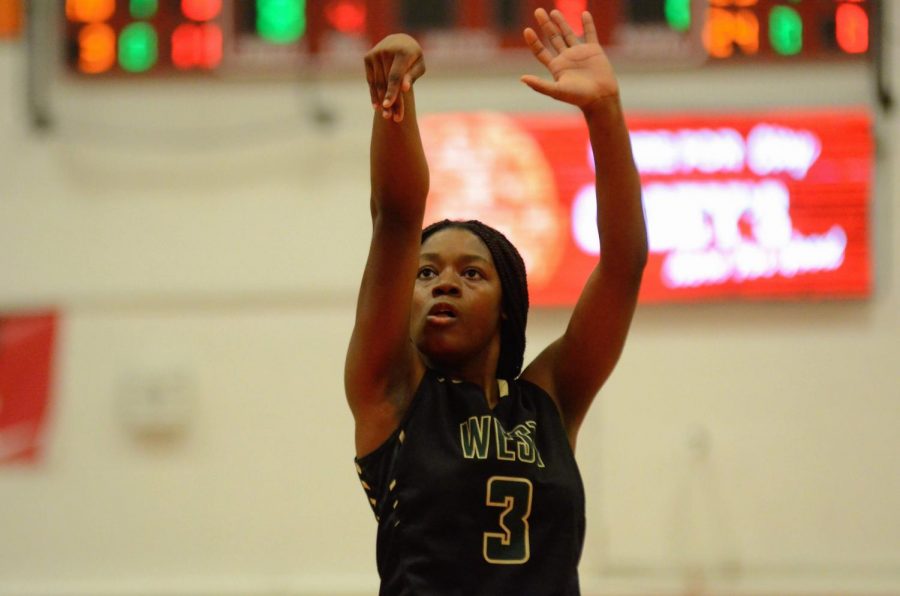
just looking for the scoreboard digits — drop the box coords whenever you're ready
[703,0,871,59]
[66,0,227,74]
[63,0,877,77]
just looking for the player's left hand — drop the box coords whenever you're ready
[521,9,620,115]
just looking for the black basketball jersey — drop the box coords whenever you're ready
[355,369,586,595]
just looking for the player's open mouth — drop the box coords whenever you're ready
[427,303,458,324]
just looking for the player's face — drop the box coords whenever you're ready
[411,228,503,372]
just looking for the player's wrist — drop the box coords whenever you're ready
[580,93,623,123]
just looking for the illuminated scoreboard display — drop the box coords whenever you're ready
[701,0,873,59]
[419,109,872,305]
[63,0,877,77]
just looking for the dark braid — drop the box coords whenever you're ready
[421,219,529,380]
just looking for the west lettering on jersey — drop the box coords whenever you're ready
[459,415,492,459]
[459,416,545,467]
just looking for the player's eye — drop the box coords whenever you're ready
[417,267,437,280]
[462,268,483,280]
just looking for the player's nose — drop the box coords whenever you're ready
[432,270,461,297]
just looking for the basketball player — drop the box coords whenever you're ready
[345,8,647,594]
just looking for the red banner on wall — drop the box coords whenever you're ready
[420,109,872,305]
[0,313,57,464]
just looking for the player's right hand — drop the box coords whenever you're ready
[364,34,425,122]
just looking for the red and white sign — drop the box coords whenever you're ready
[0,313,57,464]
[420,109,872,305]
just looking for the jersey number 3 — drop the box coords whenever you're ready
[483,476,533,564]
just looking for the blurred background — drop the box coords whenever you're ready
[0,1,897,594]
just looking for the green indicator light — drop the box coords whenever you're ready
[770,6,802,56]
[119,22,158,72]
[130,0,158,19]
[257,0,306,44]
[665,0,691,33]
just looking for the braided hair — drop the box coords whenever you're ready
[421,220,529,380]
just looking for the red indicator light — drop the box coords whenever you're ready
[554,0,586,36]
[172,23,222,69]
[835,3,868,54]
[181,0,221,22]
[325,0,366,35]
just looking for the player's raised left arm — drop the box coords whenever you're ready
[519,9,647,445]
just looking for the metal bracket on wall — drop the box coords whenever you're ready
[874,0,893,112]
[26,0,53,131]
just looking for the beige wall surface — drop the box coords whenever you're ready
[1,9,898,596]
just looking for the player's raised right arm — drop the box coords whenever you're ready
[345,34,428,456]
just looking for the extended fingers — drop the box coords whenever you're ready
[535,8,567,53]
[550,9,580,46]
[582,11,598,45]
[520,73,558,100]
[523,27,554,68]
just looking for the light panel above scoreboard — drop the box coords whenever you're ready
[62,0,877,78]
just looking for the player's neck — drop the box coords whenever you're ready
[423,338,502,406]
[438,360,501,409]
